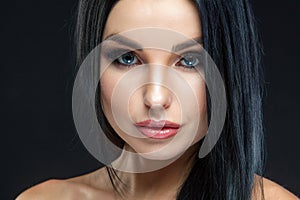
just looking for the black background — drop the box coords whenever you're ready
[1,0,299,199]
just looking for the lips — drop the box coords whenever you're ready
[135,120,180,139]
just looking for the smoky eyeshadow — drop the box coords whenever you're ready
[101,47,132,62]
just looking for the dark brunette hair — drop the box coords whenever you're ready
[74,0,265,199]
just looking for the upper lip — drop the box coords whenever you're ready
[135,120,180,129]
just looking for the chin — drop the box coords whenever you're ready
[130,138,195,161]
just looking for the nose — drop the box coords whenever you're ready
[143,84,172,109]
[142,62,173,110]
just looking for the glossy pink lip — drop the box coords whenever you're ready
[135,120,180,139]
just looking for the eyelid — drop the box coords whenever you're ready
[174,51,202,63]
[102,48,132,60]
[172,51,204,71]
[115,51,143,67]
[102,47,203,68]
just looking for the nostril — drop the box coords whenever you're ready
[143,85,173,109]
[148,104,166,121]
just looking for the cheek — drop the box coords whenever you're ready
[127,91,143,122]
[100,70,118,113]
[189,77,208,141]
[187,75,207,117]
[198,81,207,114]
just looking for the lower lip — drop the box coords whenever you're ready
[136,127,179,139]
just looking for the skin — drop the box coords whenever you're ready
[100,0,207,162]
[16,0,299,199]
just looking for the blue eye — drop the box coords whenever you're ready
[179,55,199,68]
[116,52,139,66]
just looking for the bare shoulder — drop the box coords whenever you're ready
[262,177,299,200]
[16,167,114,200]
[16,179,79,200]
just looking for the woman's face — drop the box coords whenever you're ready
[100,0,208,160]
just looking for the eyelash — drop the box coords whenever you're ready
[110,51,201,70]
[113,52,142,67]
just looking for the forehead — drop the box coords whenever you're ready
[103,0,202,40]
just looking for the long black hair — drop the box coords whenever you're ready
[74,0,265,199]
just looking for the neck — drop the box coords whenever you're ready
[110,143,199,199]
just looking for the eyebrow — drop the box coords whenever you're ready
[172,36,203,52]
[103,34,143,50]
[103,34,203,52]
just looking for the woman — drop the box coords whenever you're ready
[17,0,298,199]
